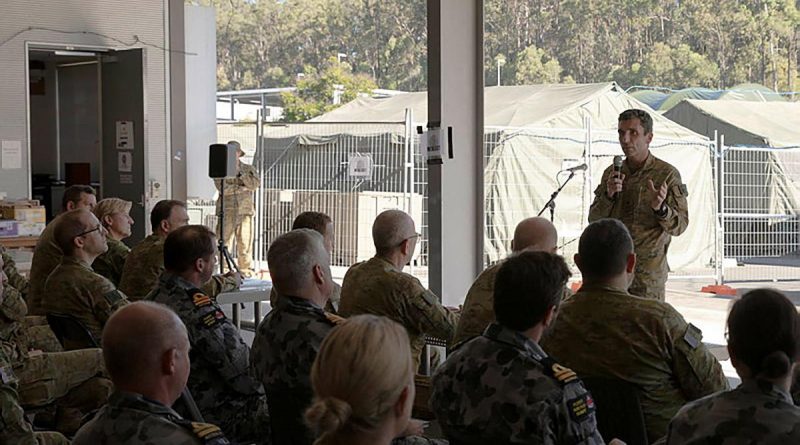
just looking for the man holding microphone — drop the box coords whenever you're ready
[588,109,689,301]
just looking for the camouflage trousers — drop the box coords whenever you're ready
[218,214,253,272]
[17,348,112,435]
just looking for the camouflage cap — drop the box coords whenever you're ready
[228,140,246,156]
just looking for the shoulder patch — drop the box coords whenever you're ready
[540,356,578,385]
[200,310,226,329]
[567,392,596,423]
[174,419,230,444]
[324,312,345,325]
[684,323,702,349]
[0,365,18,385]
[680,183,688,196]
[193,293,212,308]
[103,289,125,306]
[420,289,440,306]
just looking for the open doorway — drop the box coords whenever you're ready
[28,48,101,220]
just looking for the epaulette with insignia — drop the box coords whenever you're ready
[186,288,213,308]
[200,310,226,328]
[175,418,230,444]
[324,312,345,325]
[540,356,578,385]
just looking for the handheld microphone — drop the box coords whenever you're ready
[612,155,624,200]
[564,163,588,173]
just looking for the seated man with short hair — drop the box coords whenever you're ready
[73,301,230,445]
[542,218,728,443]
[432,251,603,444]
[147,225,268,444]
[43,208,130,347]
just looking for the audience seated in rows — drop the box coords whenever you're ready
[269,211,341,313]
[43,208,130,348]
[92,198,134,286]
[665,288,800,444]
[541,218,728,443]
[147,224,268,443]
[431,251,605,444]
[73,301,230,445]
[119,199,240,300]
[453,216,560,345]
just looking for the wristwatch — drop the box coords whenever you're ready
[654,202,668,218]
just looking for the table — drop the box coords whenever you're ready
[217,279,272,330]
[0,236,38,249]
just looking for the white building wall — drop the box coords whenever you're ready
[0,0,170,199]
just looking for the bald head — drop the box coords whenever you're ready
[512,217,558,253]
[102,301,189,395]
[373,210,416,256]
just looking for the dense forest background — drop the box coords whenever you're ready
[192,0,800,118]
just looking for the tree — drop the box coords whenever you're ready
[639,43,720,89]
[513,45,566,84]
[281,58,377,122]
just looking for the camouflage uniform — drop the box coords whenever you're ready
[454,261,572,346]
[73,391,231,445]
[26,218,61,315]
[665,379,800,444]
[92,236,130,286]
[0,348,69,445]
[215,161,259,272]
[268,282,341,313]
[431,323,604,444]
[119,233,239,300]
[588,155,689,300]
[42,256,129,347]
[147,272,268,444]
[541,283,728,443]
[339,256,459,371]
[251,295,336,445]
[1,246,30,297]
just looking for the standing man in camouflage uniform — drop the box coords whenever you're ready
[269,211,341,313]
[252,229,338,445]
[431,251,604,444]
[215,140,259,277]
[147,225,268,444]
[92,198,134,286]
[542,219,727,443]
[588,109,688,301]
[339,209,459,371]
[28,184,97,314]
[43,209,130,347]
[1,251,112,437]
[454,217,559,345]
[119,199,240,300]
[74,301,231,445]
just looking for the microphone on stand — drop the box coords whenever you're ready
[564,163,588,173]
[612,155,624,200]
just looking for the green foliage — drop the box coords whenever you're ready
[513,45,566,84]
[281,59,377,122]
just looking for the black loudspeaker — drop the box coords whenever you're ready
[208,143,238,178]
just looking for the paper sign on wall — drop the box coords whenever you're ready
[116,121,134,149]
[1,140,22,169]
[348,154,373,178]
[118,152,132,172]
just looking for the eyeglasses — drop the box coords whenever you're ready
[74,225,102,239]
[398,232,421,246]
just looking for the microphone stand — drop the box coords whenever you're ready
[538,170,580,222]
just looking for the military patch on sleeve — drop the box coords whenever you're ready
[420,289,439,306]
[541,356,578,385]
[567,392,596,422]
[103,289,125,306]
[683,323,702,349]
[0,365,18,385]
[191,422,229,444]
[193,293,212,308]
[679,183,688,196]
[200,310,226,328]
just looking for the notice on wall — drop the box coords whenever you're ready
[118,152,132,172]
[348,154,373,178]
[116,121,134,149]
[1,140,22,169]
[120,174,133,185]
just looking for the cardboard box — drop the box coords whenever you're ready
[15,222,45,237]
[0,202,46,222]
[0,220,18,238]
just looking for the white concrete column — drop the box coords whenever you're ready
[426,0,484,306]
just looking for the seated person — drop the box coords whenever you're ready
[339,209,458,370]
[28,184,97,315]
[92,198,134,286]
[147,225,267,443]
[431,251,604,444]
[269,211,341,313]
[252,229,338,445]
[119,199,240,300]
[1,245,29,298]
[306,315,429,445]
[42,208,130,347]
[454,216,559,345]
[665,288,800,444]
[0,347,69,445]
[542,219,728,443]
[74,301,230,445]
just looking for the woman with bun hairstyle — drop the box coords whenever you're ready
[305,314,416,445]
[665,288,800,444]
